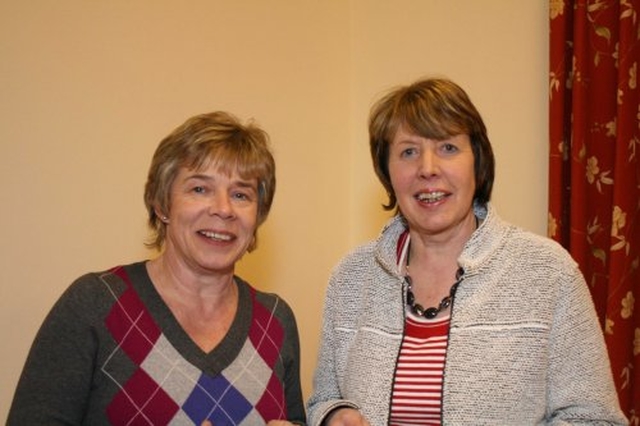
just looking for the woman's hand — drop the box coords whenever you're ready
[201,420,297,426]
[325,408,371,426]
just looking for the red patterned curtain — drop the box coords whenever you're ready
[549,0,640,421]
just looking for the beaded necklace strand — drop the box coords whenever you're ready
[405,267,463,319]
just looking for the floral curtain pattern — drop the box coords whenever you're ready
[549,0,640,421]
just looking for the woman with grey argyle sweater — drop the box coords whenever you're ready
[9,112,306,425]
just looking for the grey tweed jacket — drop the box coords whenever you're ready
[307,203,627,426]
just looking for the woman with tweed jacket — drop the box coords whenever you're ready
[306,78,626,425]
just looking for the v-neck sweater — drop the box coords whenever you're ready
[8,261,305,425]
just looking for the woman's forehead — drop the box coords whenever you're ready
[183,158,260,184]
[392,121,467,142]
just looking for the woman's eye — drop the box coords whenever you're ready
[442,143,458,153]
[192,186,206,194]
[233,192,251,201]
[401,147,417,157]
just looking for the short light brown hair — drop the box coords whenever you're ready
[369,78,495,211]
[144,111,276,251]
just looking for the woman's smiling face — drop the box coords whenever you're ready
[161,162,259,276]
[388,125,476,239]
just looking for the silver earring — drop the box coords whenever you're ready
[161,216,169,222]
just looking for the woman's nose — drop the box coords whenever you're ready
[419,149,439,177]
[208,193,234,218]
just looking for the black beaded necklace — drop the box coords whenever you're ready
[404,267,464,319]
[403,216,476,319]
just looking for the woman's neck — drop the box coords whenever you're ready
[146,255,239,352]
[147,255,236,307]
[407,213,477,273]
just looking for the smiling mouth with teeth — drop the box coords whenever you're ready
[198,230,233,241]
[417,192,447,203]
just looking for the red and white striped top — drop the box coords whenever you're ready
[391,230,450,424]
[389,313,450,425]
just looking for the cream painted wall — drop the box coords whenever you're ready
[0,1,548,421]
[349,1,550,241]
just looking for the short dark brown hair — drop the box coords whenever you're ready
[369,78,495,210]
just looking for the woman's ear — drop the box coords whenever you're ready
[154,206,169,223]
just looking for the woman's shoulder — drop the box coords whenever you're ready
[325,217,404,296]
[52,262,148,315]
[482,205,577,265]
[66,261,146,295]
[235,276,297,319]
[335,240,378,268]
[328,242,382,292]
[482,222,582,285]
[41,261,146,328]
[507,225,576,262]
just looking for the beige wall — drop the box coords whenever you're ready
[0,1,548,421]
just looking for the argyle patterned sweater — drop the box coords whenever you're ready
[8,262,305,425]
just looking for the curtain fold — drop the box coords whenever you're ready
[549,0,639,421]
